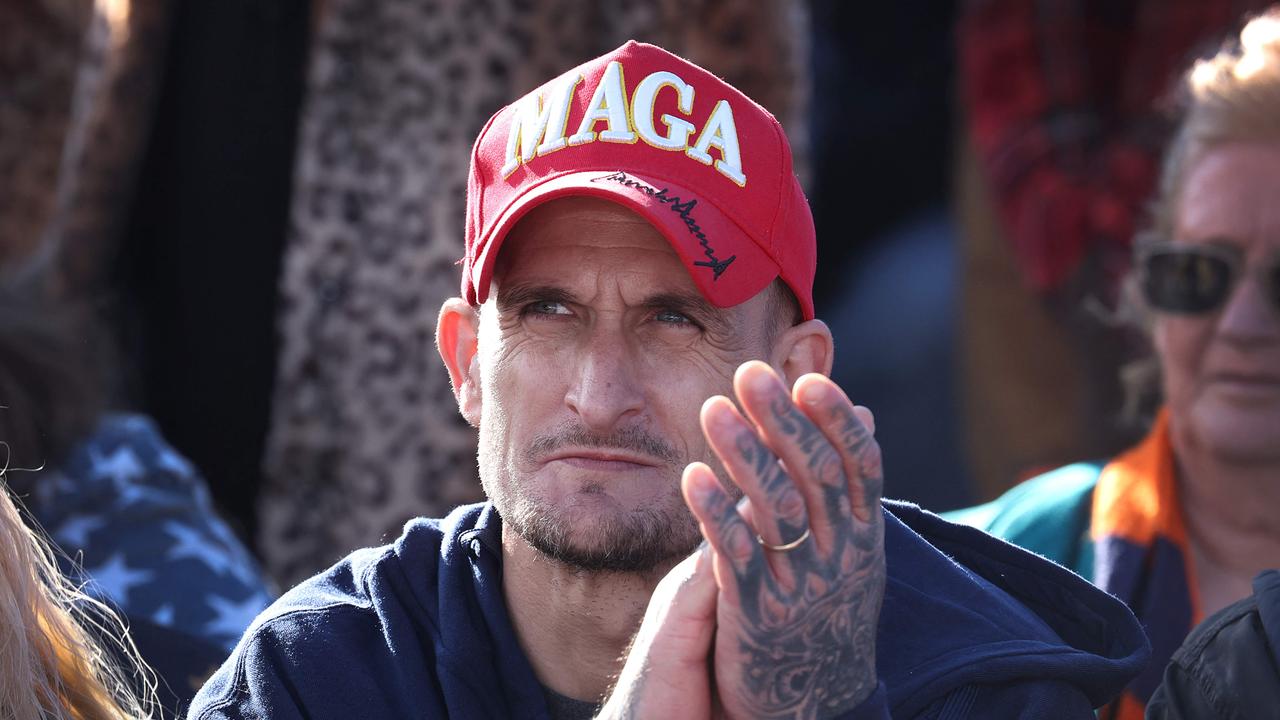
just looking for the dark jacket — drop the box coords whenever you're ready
[188,501,1150,719]
[1146,570,1280,719]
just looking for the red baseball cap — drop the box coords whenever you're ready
[462,40,816,320]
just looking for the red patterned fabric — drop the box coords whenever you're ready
[959,0,1270,299]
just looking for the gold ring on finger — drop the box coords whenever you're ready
[756,526,811,552]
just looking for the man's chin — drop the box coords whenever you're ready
[510,504,699,574]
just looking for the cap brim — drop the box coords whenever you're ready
[470,170,780,310]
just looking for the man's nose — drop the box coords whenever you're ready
[564,330,646,433]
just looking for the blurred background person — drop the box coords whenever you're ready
[0,475,159,720]
[957,0,1272,498]
[951,10,1280,718]
[0,0,305,578]
[1145,569,1280,719]
[1,261,272,710]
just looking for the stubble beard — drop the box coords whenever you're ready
[479,430,703,574]
[504,486,700,573]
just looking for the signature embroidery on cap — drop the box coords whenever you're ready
[592,171,736,279]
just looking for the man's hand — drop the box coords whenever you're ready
[596,547,719,720]
[683,361,886,720]
[599,362,885,720]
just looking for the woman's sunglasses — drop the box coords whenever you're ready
[1136,241,1280,315]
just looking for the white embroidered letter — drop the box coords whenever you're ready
[568,61,637,146]
[501,73,583,177]
[631,71,696,151]
[686,99,746,186]
[535,73,582,156]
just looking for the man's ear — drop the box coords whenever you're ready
[769,319,834,387]
[436,298,482,428]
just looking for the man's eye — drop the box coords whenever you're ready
[654,309,694,326]
[526,301,572,316]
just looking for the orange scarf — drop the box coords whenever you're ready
[1091,408,1200,720]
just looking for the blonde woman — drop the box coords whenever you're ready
[0,476,157,720]
[951,9,1280,719]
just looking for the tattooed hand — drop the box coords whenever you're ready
[598,362,884,720]
[684,361,885,720]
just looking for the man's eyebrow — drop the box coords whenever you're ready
[494,283,578,311]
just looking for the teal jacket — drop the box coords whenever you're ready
[945,462,1102,580]
[946,426,1197,719]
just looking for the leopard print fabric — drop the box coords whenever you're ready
[262,0,809,585]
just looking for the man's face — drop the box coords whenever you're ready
[1159,142,1280,462]
[474,197,777,573]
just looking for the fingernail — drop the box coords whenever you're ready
[801,379,828,406]
[704,398,735,428]
[749,366,777,394]
[703,395,728,417]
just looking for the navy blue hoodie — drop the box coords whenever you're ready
[188,501,1149,719]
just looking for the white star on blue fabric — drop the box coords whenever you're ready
[151,603,176,626]
[154,447,194,479]
[163,521,240,577]
[89,447,145,488]
[207,525,263,582]
[84,552,153,607]
[52,514,107,548]
[113,478,166,507]
[203,593,271,642]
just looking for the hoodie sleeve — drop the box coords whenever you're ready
[187,605,415,720]
[187,626,307,720]
[917,681,1096,719]
[833,682,891,720]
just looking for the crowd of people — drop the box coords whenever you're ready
[2,1,1279,718]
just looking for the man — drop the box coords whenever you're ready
[189,42,1149,719]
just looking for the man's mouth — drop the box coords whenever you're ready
[542,449,663,470]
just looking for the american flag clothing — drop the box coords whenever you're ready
[27,413,274,653]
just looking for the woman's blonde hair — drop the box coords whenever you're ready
[0,473,157,720]
[1150,7,1280,239]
